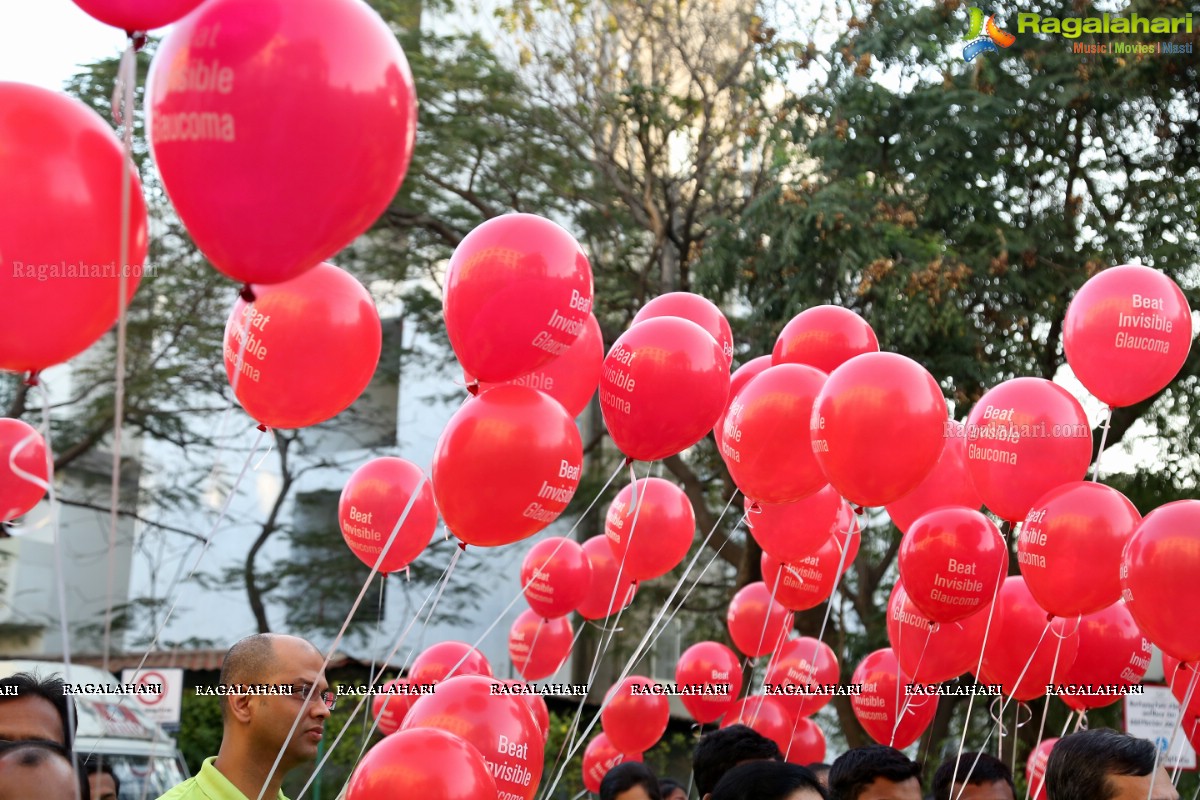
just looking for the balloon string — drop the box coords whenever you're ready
[255,469,432,800]
[362,574,387,747]
[746,555,787,714]
[1024,630,1066,800]
[1157,663,1200,791]
[891,619,934,747]
[1090,405,1113,482]
[204,291,254,493]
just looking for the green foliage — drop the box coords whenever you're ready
[176,691,223,775]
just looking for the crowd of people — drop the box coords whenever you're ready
[0,633,1184,800]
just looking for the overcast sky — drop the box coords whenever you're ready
[0,0,133,91]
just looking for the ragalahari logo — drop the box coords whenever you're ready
[963,8,1016,62]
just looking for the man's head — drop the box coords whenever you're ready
[932,752,1014,800]
[599,762,662,800]
[828,745,922,800]
[660,777,688,800]
[0,740,80,800]
[1045,729,1178,800]
[219,633,331,770]
[85,760,119,800]
[693,724,784,800]
[809,763,831,789]
[0,673,75,747]
[711,760,828,800]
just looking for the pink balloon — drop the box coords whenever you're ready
[744,485,843,564]
[773,306,879,373]
[885,420,983,533]
[72,0,205,31]
[632,292,734,369]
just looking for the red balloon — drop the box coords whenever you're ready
[773,306,879,373]
[576,536,638,620]
[72,0,204,31]
[851,648,938,749]
[885,421,983,533]
[601,677,669,753]
[675,641,743,723]
[0,83,146,375]
[472,314,604,418]
[432,385,583,548]
[409,641,492,687]
[898,507,1007,623]
[402,676,542,800]
[514,684,550,743]
[371,679,417,735]
[1064,264,1193,408]
[977,577,1080,702]
[509,609,573,681]
[599,317,730,462]
[604,478,695,580]
[147,0,416,286]
[1058,601,1151,712]
[344,727,498,800]
[223,262,382,428]
[720,365,828,504]
[520,537,591,619]
[1018,482,1141,618]
[1187,712,1200,755]
[720,696,793,752]
[727,581,795,657]
[582,734,642,794]
[1162,656,1200,718]
[1025,738,1057,800]
[744,486,843,564]
[784,717,826,766]
[716,356,773,438]
[764,637,840,718]
[886,583,990,685]
[632,292,734,369]
[761,527,859,612]
[964,378,1092,522]
[0,419,48,522]
[338,458,437,574]
[1121,500,1200,662]
[444,214,593,382]
[810,352,947,507]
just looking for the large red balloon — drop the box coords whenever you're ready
[1018,482,1141,618]
[760,526,859,612]
[675,641,743,723]
[444,214,593,383]
[0,83,146,375]
[773,306,879,373]
[898,507,1007,623]
[727,581,794,657]
[0,419,48,522]
[764,637,840,718]
[402,676,542,800]
[632,292,734,369]
[744,486,843,564]
[851,648,938,749]
[601,677,670,753]
[72,0,205,31]
[977,577,1080,702]
[886,583,990,685]
[1122,500,1200,662]
[408,641,492,687]
[509,609,573,681]
[147,0,416,286]
[1064,265,1193,408]
[576,536,638,620]
[964,378,1092,522]
[582,734,642,794]
[338,458,437,574]
[604,478,695,580]
[599,317,730,462]
[885,421,983,533]
[720,696,793,753]
[1025,738,1057,800]
[472,313,604,418]
[222,263,382,428]
[344,727,498,800]
[715,356,773,438]
[810,352,947,507]
[371,679,418,735]
[432,385,583,548]
[520,537,592,619]
[784,718,826,766]
[1058,601,1151,711]
[720,365,828,504]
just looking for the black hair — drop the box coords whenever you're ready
[931,752,1014,800]
[600,761,663,800]
[1045,729,1158,800]
[809,762,831,776]
[660,777,687,796]
[711,760,828,800]
[828,745,922,800]
[693,724,784,798]
[84,757,121,795]
[0,672,76,748]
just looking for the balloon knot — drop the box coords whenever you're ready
[239,283,257,303]
[257,423,268,433]
[466,381,479,396]
[1047,613,1056,622]
[128,31,148,50]
[24,371,40,387]
[457,541,468,551]
[853,505,866,515]
[748,501,761,513]
[622,456,633,468]
[0,521,11,539]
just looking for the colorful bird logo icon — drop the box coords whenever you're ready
[963,8,1016,62]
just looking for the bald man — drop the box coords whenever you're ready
[156,634,333,800]
[0,741,81,800]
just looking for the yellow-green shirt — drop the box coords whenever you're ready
[155,757,290,800]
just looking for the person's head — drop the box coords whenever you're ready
[693,724,784,800]
[1045,729,1178,800]
[828,746,922,800]
[600,761,662,800]
[85,760,119,800]
[711,760,828,800]
[0,673,75,748]
[218,633,331,770]
[0,740,80,800]
[931,752,1014,800]
[809,763,831,789]
[660,777,689,800]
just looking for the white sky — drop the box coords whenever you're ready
[0,0,132,91]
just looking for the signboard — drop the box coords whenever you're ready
[1124,685,1197,770]
[121,667,183,727]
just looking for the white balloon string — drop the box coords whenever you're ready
[1024,623,1069,800]
[746,557,787,718]
[1160,664,1200,790]
[206,292,253,489]
[1090,405,1114,482]
[891,619,934,747]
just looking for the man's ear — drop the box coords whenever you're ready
[226,692,255,724]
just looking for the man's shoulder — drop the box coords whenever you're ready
[154,776,203,800]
